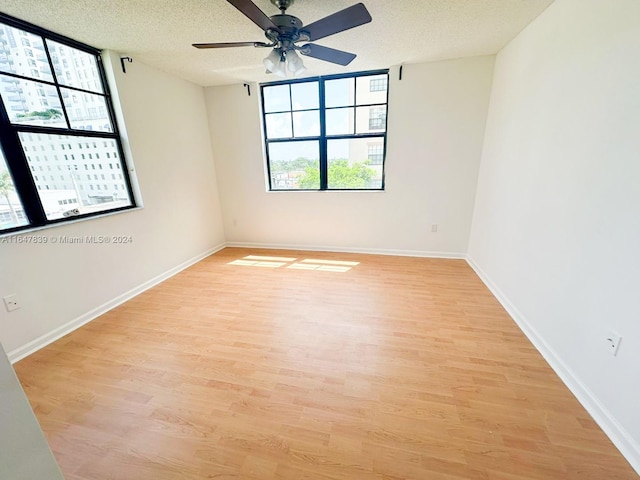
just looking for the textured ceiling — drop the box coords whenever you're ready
[0,0,553,86]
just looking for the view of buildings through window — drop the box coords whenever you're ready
[0,148,28,228]
[0,15,134,233]
[262,70,388,191]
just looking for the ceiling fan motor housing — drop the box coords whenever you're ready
[270,14,303,31]
[266,14,308,49]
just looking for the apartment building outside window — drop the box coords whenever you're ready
[369,76,387,92]
[367,143,384,165]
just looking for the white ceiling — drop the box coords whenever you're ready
[0,0,553,87]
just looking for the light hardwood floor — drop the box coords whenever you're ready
[15,248,637,479]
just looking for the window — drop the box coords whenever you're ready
[261,70,388,191]
[367,143,384,165]
[0,13,135,234]
[369,77,387,92]
[369,107,387,130]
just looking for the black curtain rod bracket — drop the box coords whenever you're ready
[120,57,133,73]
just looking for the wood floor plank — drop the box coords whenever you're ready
[14,247,637,479]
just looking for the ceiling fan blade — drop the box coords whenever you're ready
[227,0,279,32]
[300,44,357,66]
[193,41,268,49]
[302,3,372,42]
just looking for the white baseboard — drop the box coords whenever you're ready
[466,255,640,475]
[225,241,466,259]
[8,243,226,364]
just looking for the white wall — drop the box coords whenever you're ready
[205,56,494,256]
[0,343,63,479]
[468,0,640,471]
[0,53,225,357]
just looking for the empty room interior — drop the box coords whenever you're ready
[0,0,639,478]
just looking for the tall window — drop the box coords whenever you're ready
[0,13,135,234]
[261,70,389,191]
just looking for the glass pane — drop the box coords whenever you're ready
[325,78,353,108]
[0,25,54,82]
[0,74,66,128]
[0,149,29,230]
[292,110,319,137]
[327,138,383,190]
[356,74,387,105]
[268,141,319,190]
[18,132,132,220]
[46,40,103,93]
[263,85,291,113]
[326,107,354,135]
[291,81,319,110]
[61,88,113,132]
[265,112,292,139]
[356,105,387,134]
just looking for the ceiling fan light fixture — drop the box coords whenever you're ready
[286,50,306,76]
[263,48,282,72]
[271,57,287,77]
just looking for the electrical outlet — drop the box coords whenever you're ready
[606,332,622,356]
[431,224,438,233]
[3,294,20,312]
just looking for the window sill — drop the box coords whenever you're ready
[0,205,142,240]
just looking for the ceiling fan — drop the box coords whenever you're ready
[193,0,372,77]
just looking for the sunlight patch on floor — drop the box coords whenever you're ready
[228,255,359,273]
[244,255,297,262]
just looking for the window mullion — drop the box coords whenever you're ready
[352,77,357,134]
[42,38,73,130]
[0,102,47,227]
[318,79,327,190]
[288,85,294,139]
